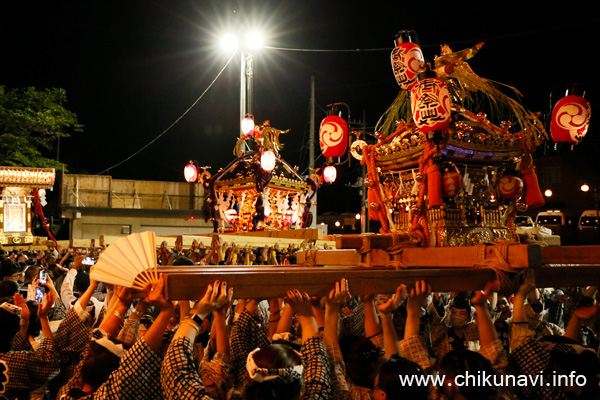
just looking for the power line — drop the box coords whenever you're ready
[262,45,390,52]
[96,50,238,176]
[95,20,591,176]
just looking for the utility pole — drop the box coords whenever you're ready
[309,76,316,228]
[361,109,368,233]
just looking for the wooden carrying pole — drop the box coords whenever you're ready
[161,244,600,300]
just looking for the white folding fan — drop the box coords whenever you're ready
[90,231,158,289]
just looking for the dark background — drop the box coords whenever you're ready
[2,0,598,213]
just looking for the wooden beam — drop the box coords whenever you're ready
[534,266,600,288]
[59,230,335,251]
[296,244,541,269]
[540,246,600,265]
[162,263,600,300]
[162,266,498,300]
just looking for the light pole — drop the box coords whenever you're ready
[222,31,263,137]
[240,49,253,133]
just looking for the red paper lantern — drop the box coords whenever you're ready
[184,163,198,183]
[411,78,451,133]
[319,116,348,158]
[498,174,524,201]
[390,42,425,90]
[442,170,462,198]
[550,95,591,145]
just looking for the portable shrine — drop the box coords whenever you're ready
[0,166,55,245]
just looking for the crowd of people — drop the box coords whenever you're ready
[1,239,600,400]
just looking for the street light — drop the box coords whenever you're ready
[221,31,264,137]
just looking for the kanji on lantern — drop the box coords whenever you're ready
[391,42,425,90]
[411,78,451,133]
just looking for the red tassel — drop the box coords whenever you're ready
[427,164,443,208]
[522,167,545,208]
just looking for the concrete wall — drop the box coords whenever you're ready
[67,214,214,240]
[60,173,213,240]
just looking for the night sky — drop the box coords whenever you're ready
[2,1,597,213]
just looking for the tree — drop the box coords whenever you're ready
[0,85,83,169]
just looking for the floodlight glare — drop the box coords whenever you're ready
[220,34,238,52]
[245,31,263,49]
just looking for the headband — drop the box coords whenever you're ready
[271,332,302,345]
[246,348,303,383]
[0,302,22,316]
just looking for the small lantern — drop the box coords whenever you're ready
[284,208,296,225]
[442,170,462,198]
[184,162,198,183]
[319,116,348,158]
[411,77,451,133]
[550,95,591,145]
[498,174,524,201]
[260,150,276,172]
[223,208,238,224]
[241,114,255,136]
[323,165,337,183]
[38,188,48,207]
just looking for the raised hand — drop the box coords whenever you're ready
[13,292,30,321]
[471,281,500,307]
[286,289,314,317]
[214,281,234,317]
[377,284,408,315]
[38,290,57,318]
[517,268,536,296]
[406,279,431,313]
[326,278,352,311]
[193,280,233,316]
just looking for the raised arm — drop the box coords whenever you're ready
[174,280,232,343]
[471,281,501,348]
[211,282,234,356]
[377,284,407,358]
[323,278,352,347]
[513,269,536,324]
[162,280,233,400]
[362,293,382,338]
[286,289,318,342]
[405,280,430,339]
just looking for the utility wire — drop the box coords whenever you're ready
[98,24,574,176]
[262,45,390,52]
[96,50,238,176]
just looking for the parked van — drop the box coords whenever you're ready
[578,210,599,244]
[535,210,577,245]
[515,215,535,228]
